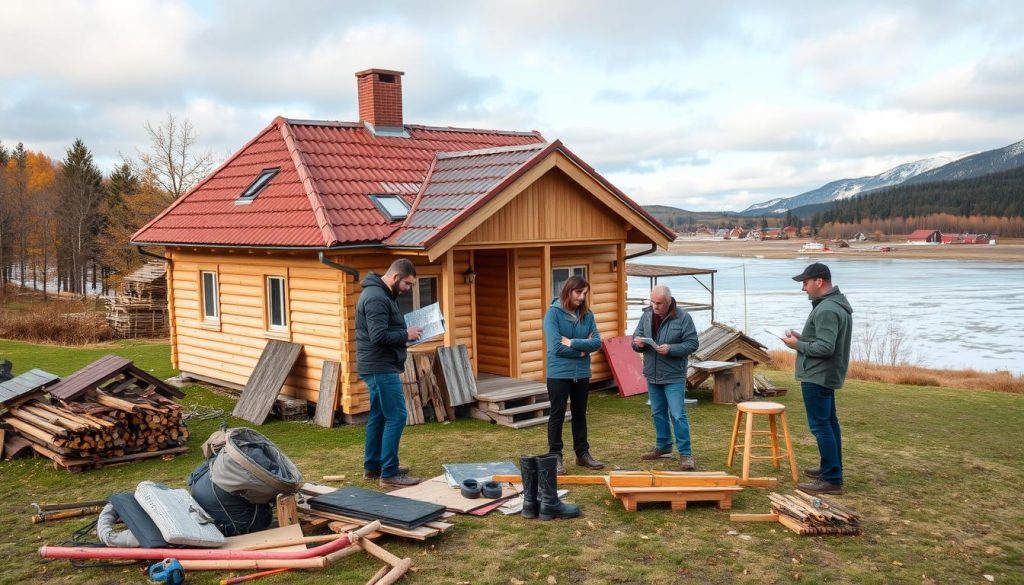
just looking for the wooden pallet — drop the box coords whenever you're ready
[605,471,741,512]
[472,375,569,429]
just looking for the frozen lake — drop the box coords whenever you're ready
[627,255,1024,375]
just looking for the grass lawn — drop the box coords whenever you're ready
[0,339,1022,584]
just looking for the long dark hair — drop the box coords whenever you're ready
[559,275,591,316]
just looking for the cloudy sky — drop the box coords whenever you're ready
[2,1,1022,211]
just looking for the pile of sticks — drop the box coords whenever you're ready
[2,388,188,470]
[768,490,861,535]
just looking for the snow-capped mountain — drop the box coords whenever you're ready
[901,139,1024,185]
[739,154,963,216]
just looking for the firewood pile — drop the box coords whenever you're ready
[399,352,453,425]
[769,490,861,535]
[0,355,187,471]
[105,261,169,338]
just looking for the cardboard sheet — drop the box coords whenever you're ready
[388,475,522,513]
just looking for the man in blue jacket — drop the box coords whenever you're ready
[357,258,423,488]
[632,285,700,470]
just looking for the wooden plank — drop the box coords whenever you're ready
[312,361,340,428]
[434,345,477,406]
[3,433,33,460]
[48,355,131,401]
[232,340,304,425]
[730,513,780,522]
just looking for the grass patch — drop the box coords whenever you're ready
[0,294,115,344]
[0,340,1022,584]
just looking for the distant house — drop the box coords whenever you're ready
[762,228,782,240]
[907,229,941,244]
[782,226,798,239]
[941,234,963,244]
[799,226,812,238]
[749,229,763,240]
[962,234,990,244]
[695,226,713,236]
[715,228,730,239]
[851,232,867,241]
[131,68,673,419]
[729,227,748,239]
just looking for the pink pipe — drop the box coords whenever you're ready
[39,520,380,561]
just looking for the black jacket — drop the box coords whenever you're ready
[355,273,408,375]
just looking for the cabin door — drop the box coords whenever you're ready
[473,249,513,377]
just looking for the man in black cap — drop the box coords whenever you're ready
[783,262,852,495]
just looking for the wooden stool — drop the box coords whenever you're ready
[726,401,799,486]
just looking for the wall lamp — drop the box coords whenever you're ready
[463,266,477,284]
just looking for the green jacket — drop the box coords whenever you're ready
[795,287,853,389]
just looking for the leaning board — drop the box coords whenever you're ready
[232,340,303,425]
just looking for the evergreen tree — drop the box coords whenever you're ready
[58,139,105,293]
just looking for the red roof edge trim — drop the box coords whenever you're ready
[419,141,563,249]
[405,124,546,140]
[398,155,439,231]
[554,144,676,241]
[132,116,288,243]
[278,119,337,247]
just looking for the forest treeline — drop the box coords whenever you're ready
[0,115,214,296]
[811,165,1024,238]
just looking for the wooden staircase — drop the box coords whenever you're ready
[470,374,570,429]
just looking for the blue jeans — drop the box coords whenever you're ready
[647,382,691,456]
[801,382,843,484]
[362,372,407,478]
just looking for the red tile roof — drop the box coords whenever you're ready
[132,117,673,249]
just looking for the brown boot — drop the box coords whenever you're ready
[797,479,843,495]
[380,473,422,488]
[363,465,409,480]
[640,446,673,460]
[678,456,696,471]
[576,452,604,470]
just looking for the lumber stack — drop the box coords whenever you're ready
[0,356,188,471]
[3,390,188,470]
[768,490,861,535]
[605,471,742,512]
[105,261,169,338]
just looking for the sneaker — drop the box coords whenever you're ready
[804,466,821,479]
[678,456,696,471]
[640,446,673,460]
[363,465,410,480]
[380,473,422,488]
[797,479,843,495]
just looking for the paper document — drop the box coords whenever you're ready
[763,328,789,340]
[405,302,446,346]
[634,336,657,346]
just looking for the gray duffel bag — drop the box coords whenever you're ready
[207,428,303,504]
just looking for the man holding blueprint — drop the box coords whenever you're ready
[631,285,700,470]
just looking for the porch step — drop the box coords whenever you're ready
[497,401,552,416]
[474,374,571,429]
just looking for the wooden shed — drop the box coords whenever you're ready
[131,69,674,418]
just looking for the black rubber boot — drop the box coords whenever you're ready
[537,454,580,520]
[520,455,540,519]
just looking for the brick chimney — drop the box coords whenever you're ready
[355,68,405,130]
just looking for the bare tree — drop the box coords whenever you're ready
[134,113,216,203]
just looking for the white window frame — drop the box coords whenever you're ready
[266,276,288,329]
[201,271,219,321]
[551,265,587,299]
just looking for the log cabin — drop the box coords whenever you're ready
[131,68,675,419]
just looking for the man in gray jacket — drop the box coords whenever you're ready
[357,258,423,488]
[632,285,700,470]
[784,262,852,495]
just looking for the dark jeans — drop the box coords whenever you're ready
[801,381,843,484]
[547,378,590,456]
[362,372,407,478]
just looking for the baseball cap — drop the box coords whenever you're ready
[792,262,831,281]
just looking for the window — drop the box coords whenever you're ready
[552,265,587,299]
[397,276,438,315]
[237,168,280,203]
[201,271,219,321]
[369,194,410,221]
[266,276,287,329]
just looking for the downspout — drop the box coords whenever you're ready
[614,242,657,269]
[318,251,360,280]
[136,245,169,262]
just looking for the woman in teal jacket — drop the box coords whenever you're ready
[543,275,604,474]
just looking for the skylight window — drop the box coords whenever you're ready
[369,194,411,221]
[237,168,280,203]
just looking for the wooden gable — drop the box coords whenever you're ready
[460,168,626,246]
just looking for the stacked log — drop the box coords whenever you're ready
[105,261,169,338]
[3,391,188,464]
[768,490,861,536]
